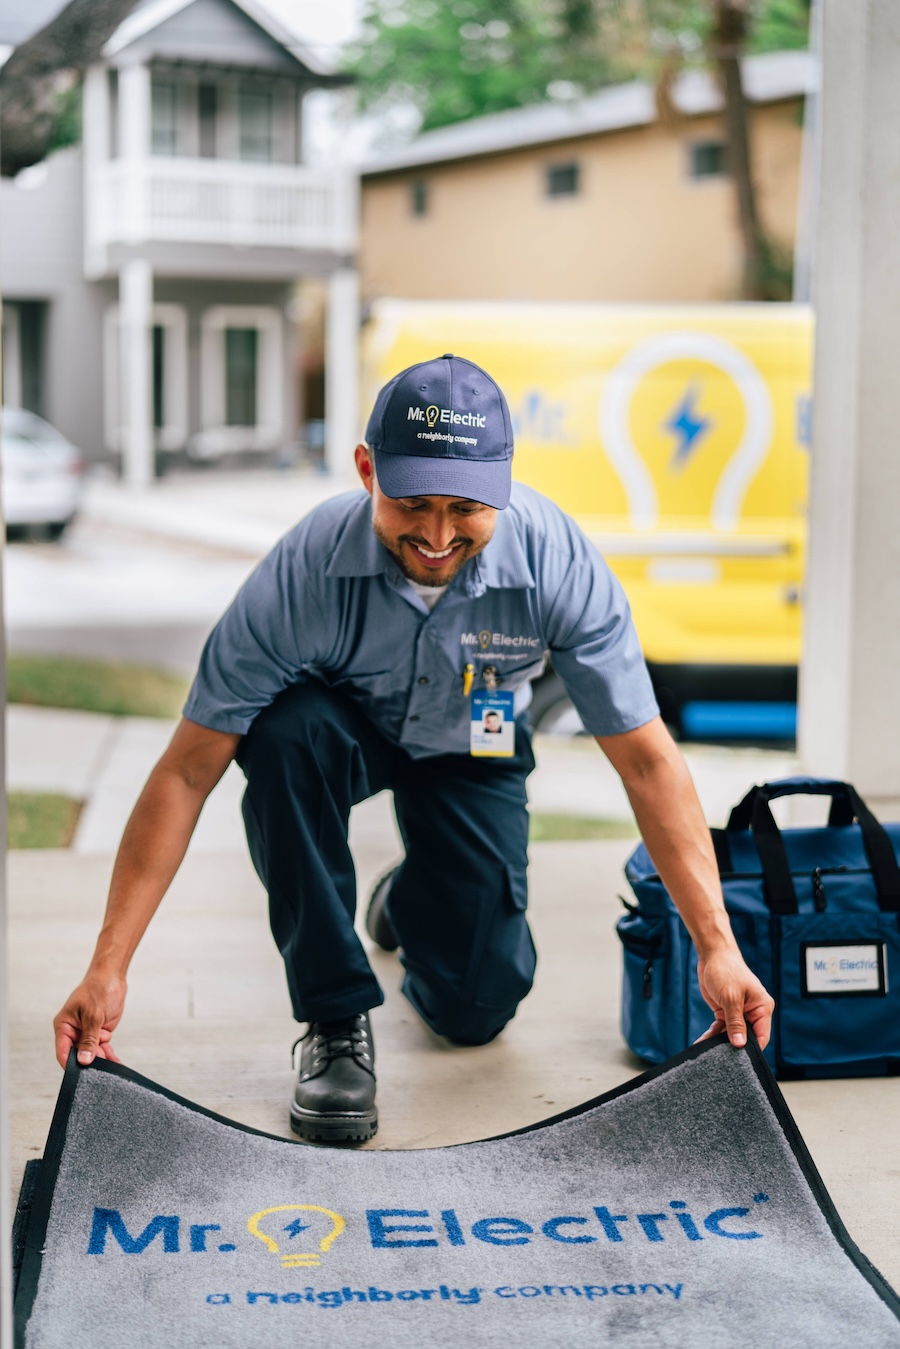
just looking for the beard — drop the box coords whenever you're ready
[371,519,478,587]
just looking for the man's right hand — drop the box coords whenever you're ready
[53,971,127,1068]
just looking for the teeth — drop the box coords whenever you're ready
[415,544,455,559]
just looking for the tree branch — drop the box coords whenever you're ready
[0,0,137,177]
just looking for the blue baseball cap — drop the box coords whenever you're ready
[365,353,514,509]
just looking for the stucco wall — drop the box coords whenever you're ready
[360,102,802,304]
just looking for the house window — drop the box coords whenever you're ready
[239,89,273,162]
[151,80,179,155]
[199,306,283,455]
[224,328,259,426]
[690,141,727,178]
[546,162,580,197]
[152,325,165,429]
[411,179,428,216]
[103,304,188,453]
[198,83,217,158]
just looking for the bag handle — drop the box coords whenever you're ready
[728,777,855,831]
[736,778,900,914]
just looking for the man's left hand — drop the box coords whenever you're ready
[695,945,775,1050]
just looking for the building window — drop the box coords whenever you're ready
[239,89,273,162]
[103,304,188,453]
[198,306,283,455]
[410,179,428,216]
[546,162,580,197]
[690,141,727,178]
[198,83,217,158]
[151,80,179,155]
[224,328,259,426]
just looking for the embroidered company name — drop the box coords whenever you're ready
[461,632,541,650]
[408,405,487,429]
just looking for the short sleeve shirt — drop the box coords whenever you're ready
[183,482,659,757]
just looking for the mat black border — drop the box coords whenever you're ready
[14,1033,900,1345]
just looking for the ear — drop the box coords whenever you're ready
[354,443,374,496]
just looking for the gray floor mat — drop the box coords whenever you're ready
[14,1034,900,1348]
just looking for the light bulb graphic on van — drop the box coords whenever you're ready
[598,331,773,532]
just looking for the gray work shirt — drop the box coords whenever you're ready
[183,483,659,757]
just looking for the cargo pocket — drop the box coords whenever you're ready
[776,913,900,1069]
[473,865,537,1011]
[617,912,669,1063]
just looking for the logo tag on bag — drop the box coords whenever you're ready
[801,942,887,997]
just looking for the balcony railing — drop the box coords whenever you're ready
[88,156,358,262]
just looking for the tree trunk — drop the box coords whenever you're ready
[710,0,768,298]
[0,0,137,177]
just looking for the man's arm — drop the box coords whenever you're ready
[53,717,241,1068]
[597,715,774,1049]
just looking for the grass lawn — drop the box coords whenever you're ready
[10,793,83,849]
[529,812,638,842]
[8,653,190,719]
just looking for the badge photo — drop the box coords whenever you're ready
[471,691,515,757]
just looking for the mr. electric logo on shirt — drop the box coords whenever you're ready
[460,632,542,652]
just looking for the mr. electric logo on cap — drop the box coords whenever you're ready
[406,405,488,429]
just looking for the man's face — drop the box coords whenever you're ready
[355,444,499,588]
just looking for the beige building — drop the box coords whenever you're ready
[360,51,813,304]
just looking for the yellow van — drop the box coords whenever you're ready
[361,300,813,738]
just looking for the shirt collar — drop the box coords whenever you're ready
[323,490,535,592]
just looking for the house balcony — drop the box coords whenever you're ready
[85,156,358,279]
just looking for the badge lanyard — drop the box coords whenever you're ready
[467,663,515,758]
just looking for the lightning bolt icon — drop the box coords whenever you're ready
[664,383,711,468]
[283,1218,311,1239]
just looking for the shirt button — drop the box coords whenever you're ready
[408,714,420,722]
[417,676,429,685]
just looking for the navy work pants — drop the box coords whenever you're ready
[236,677,537,1045]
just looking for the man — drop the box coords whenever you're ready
[54,354,773,1144]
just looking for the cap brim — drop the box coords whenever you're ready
[374,450,511,510]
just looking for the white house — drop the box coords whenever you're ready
[0,0,360,484]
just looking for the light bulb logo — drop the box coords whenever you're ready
[598,331,773,532]
[247,1205,345,1269]
[478,629,492,650]
[426,404,439,428]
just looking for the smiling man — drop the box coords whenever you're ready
[54,354,773,1144]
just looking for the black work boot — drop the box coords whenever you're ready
[365,866,400,951]
[290,1013,377,1143]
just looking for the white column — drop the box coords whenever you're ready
[118,61,151,243]
[82,64,111,278]
[119,258,155,490]
[324,266,360,477]
[798,0,900,811]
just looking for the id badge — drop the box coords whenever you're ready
[471,690,515,757]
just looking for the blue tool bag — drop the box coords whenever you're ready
[618,777,900,1078]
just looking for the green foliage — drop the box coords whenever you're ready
[529,811,638,842]
[748,0,811,54]
[348,0,809,133]
[7,653,190,719]
[46,81,82,154]
[10,792,83,849]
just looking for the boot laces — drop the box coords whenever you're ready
[292,1015,373,1080]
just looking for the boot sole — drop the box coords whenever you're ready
[290,1104,378,1144]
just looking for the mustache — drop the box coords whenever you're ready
[400,535,473,550]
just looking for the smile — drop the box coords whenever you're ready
[410,543,461,560]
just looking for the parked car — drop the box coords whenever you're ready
[2,407,86,539]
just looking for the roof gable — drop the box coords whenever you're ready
[105,0,339,78]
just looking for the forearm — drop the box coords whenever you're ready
[623,750,736,958]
